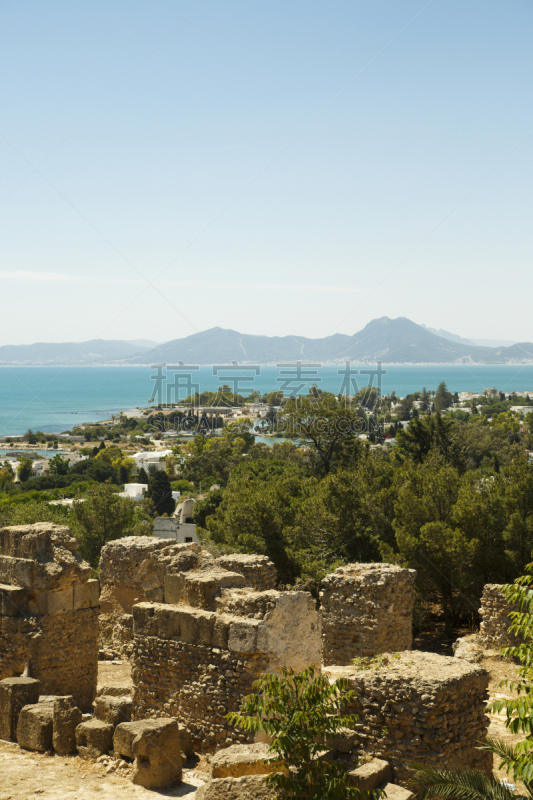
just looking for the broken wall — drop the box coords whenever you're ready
[0,523,99,710]
[320,563,416,665]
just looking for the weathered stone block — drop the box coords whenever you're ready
[0,677,40,742]
[93,694,132,726]
[326,727,358,753]
[47,585,74,615]
[0,555,34,588]
[213,615,230,648]
[53,695,82,754]
[132,602,158,636]
[17,703,53,751]
[196,774,275,800]
[73,579,99,610]
[131,718,182,789]
[0,583,28,617]
[228,619,260,653]
[76,718,114,759]
[348,758,392,791]
[156,605,182,639]
[382,784,415,800]
[210,743,285,779]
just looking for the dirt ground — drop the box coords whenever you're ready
[0,661,206,800]
[0,652,526,798]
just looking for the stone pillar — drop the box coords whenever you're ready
[320,563,416,666]
[0,523,99,710]
[479,583,522,649]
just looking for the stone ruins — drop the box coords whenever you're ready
[0,524,504,795]
[0,523,98,709]
[320,563,416,665]
[478,583,522,648]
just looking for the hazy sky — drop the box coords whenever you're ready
[2,0,533,345]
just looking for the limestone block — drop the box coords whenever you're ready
[114,718,166,759]
[132,603,158,636]
[93,694,132,726]
[163,573,185,605]
[382,784,415,800]
[47,585,73,615]
[52,696,82,754]
[0,583,28,617]
[348,758,392,791]
[179,608,215,646]
[16,703,53,751]
[326,727,358,753]
[228,619,260,653]
[210,743,285,779]
[0,555,34,588]
[131,718,182,789]
[453,636,483,663]
[257,592,321,673]
[196,774,275,800]
[213,614,230,648]
[73,579,99,610]
[156,605,182,639]
[96,685,132,698]
[76,718,114,759]
[0,677,40,742]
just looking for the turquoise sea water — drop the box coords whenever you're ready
[1,364,533,436]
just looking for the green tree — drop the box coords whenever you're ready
[395,413,466,472]
[17,456,33,483]
[228,664,367,800]
[72,483,137,568]
[49,454,69,475]
[282,396,365,476]
[147,471,175,516]
[0,462,14,492]
[435,381,453,412]
[138,467,149,484]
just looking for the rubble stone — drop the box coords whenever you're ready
[348,757,392,791]
[196,774,275,800]
[52,695,82,754]
[93,694,132,726]
[210,743,285,779]
[320,563,416,665]
[131,718,182,789]
[16,702,53,751]
[75,718,114,759]
[0,676,40,741]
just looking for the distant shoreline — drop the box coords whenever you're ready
[3,361,533,368]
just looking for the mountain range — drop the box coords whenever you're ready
[1,319,532,365]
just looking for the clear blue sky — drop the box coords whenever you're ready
[1,0,533,345]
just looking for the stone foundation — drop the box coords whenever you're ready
[327,650,491,786]
[320,563,416,665]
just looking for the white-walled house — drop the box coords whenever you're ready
[132,450,173,473]
[118,483,148,501]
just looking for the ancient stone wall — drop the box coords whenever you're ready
[0,523,99,710]
[131,586,321,750]
[478,583,522,649]
[327,651,491,786]
[320,563,416,665]
[99,539,277,651]
[216,555,276,591]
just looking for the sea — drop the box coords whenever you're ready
[1,364,533,437]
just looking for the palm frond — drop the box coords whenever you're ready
[409,764,515,800]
